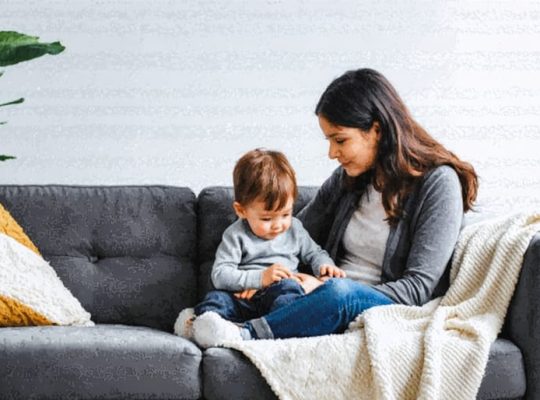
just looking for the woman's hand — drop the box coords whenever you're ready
[234,289,258,300]
[262,263,293,287]
[320,264,347,278]
[295,273,324,294]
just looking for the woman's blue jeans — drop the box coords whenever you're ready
[245,278,394,339]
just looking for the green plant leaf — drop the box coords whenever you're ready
[0,97,24,107]
[0,31,65,67]
[1,31,64,161]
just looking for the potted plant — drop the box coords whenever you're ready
[0,31,65,161]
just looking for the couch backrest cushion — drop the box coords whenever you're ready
[0,185,197,331]
[197,186,318,298]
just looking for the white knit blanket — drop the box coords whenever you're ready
[226,212,540,400]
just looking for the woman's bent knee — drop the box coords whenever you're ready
[323,278,359,296]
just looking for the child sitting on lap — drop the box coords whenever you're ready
[174,148,345,339]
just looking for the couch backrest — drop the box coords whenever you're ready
[0,185,197,331]
[196,186,318,299]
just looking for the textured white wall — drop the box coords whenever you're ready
[2,0,539,216]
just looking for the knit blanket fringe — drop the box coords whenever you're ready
[225,211,540,400]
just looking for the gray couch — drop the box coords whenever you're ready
[0,185,538,400]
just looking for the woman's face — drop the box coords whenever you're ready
[318,116,380,177]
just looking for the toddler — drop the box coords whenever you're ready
[174,148,345,339]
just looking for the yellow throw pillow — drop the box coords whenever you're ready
[0,232,94,327]
[0,203,41,255]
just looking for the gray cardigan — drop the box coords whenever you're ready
[297,165,464,306]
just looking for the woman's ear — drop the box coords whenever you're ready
[233,202,246,219]
[372,121,382,139]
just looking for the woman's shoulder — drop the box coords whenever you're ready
[422,165,460,187]
[417,165,462,202]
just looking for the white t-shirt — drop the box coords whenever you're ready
[338,184,390,286]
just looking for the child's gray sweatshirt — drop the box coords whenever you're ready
[211,217,334,291]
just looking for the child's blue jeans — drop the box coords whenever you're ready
[194,278,305,323]
[245,278,394,339]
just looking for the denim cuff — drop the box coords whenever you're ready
[248,317,274,339]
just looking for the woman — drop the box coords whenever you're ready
[192,68,478,347]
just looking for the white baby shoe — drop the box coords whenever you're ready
[174,307,195,339]
[192,311,243,348]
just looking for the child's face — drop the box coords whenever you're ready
[234,196,294,240]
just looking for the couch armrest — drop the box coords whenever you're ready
[504,232,540,400]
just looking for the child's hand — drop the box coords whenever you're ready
[234,289,258,300]
[320,264,346,278]
[262,263,293,287]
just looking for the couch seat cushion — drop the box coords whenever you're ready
[0,324,202,400]
[203,338,524,400]
[203,346,275,400]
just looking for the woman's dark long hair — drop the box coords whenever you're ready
[315,68,478,225]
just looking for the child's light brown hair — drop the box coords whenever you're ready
[233,148,298,211]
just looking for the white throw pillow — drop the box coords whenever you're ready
[0,232,94,327]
